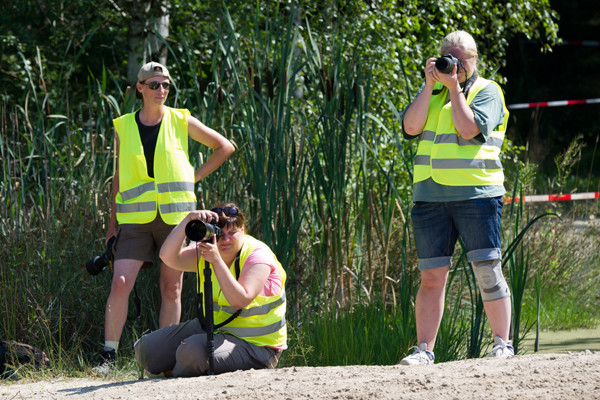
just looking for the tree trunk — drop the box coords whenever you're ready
[124,0,170,84]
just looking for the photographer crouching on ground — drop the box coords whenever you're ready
[134,203,286,377]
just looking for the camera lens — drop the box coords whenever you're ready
[435,57,454,74]
[435,54,461,74]
[86,236,115,275]
[185,220,221,242]
[86,256,107,275]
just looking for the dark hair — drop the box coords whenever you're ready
[212,202,245,230]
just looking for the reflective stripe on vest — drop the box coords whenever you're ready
[215,291,286,317]
[120,181,156,202]
[413,77,508,186]
[160,202,196,214]
[414,156,502,170]
[157,181,195,193]
[432,158,503,169]
[434,133,504,148]
[113,107,196,225]
[223,316,286,338]
[116,202,156,214]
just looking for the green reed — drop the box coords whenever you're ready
[299,302,409,366]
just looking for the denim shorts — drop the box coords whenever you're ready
[410,197,503,270]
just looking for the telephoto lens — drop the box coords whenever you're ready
[435,53,460,74]
[185,219,222,242]
[86,254,109,275]
[86,236,116,275]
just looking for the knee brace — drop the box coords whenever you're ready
[471,259,510,302]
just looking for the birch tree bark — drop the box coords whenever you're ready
[123,0,170,83]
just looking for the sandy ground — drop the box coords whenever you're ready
[2,351,599,400]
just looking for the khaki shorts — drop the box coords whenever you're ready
[113,214,175,267]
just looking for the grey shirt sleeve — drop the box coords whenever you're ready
[470,82,505,142]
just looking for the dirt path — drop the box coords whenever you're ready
[2,351,599,399]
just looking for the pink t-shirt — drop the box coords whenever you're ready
[243,245,283,297]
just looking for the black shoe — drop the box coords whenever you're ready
[93,348,116,373]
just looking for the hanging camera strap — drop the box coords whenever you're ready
[195,248,242,375]
[196,249,243,330]
[462,71,478,97]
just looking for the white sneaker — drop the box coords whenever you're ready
[488,336,514,358]
[399,343,435,365]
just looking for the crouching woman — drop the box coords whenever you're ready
[134,203,286,376]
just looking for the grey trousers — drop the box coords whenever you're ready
[134,318,281,377]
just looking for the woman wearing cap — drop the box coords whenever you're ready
[97,62,235,369]
[134,203,287,377]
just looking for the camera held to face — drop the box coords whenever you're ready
[86,236,116,275]
[435,53,461,74]
[185,219,223,243]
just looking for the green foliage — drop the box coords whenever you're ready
[519,218,600,331]
[1,0,560,110]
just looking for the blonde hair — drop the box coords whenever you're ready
[440,30,478,58]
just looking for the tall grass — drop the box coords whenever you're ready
[299,302,410,366]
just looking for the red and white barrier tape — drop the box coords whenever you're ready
[508,98,600,110]
[504,192,600,203]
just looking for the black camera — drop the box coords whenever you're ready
[435,53,461,74]
[86,236,116,275]
[185,219,222,242]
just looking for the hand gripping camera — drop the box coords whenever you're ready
[435,53,461,74]
[185,219,222,242]
[86,237,116,275]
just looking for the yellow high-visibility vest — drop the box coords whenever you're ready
[113,107,196,225]
[413,77,509,186]
[198,235,287,348]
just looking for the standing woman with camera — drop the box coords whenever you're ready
[97,62,235,370]
[399,30,513,365]
[134,203,287,377]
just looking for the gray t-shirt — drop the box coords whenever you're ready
[402,80,506,202]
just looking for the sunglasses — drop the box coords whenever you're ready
[143,81,170,90]
[211,206,239,217]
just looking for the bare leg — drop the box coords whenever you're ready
[105,259,143,342]
[415,266,450,351]
[159,261,184,328]
[483,296,512,341]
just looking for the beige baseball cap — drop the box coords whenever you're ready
[137,62,170,82]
